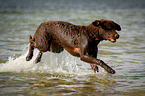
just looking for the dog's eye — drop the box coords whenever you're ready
[108,31,112,35]
[107,27,111,30]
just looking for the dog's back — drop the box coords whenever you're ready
[36,21,85,49]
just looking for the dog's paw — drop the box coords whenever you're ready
[26,56,32,61]
[91,64,99,73]
[107,68,116,74]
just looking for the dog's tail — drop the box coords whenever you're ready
[29,35,35,42]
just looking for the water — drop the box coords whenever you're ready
[0,0,145,95]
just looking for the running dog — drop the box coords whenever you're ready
[26,19,121,74]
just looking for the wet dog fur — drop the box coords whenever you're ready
[26,19,121,74]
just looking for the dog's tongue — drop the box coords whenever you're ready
[108,38,116,42]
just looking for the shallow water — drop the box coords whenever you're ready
[0,0,145,95]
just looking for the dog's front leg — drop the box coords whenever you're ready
[80,55,115,74]
[79,35,115,74]
[79,46,115,74]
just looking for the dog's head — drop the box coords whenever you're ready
[92,19,121,43]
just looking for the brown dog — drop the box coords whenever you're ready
[26,19,121,74]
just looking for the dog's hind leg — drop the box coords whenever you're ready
[35,51,43,63]
[26,45,34,61]
[26,35,34,61]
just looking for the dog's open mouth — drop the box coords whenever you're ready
[108,38,116,43]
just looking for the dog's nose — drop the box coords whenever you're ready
[115,34,120,39]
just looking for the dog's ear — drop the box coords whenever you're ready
[92,20,101,26]
[113,22,121,31]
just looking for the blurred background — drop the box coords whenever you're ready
[0,0,145,95]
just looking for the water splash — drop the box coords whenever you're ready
[0,44,110,78]
[0,45,94,76]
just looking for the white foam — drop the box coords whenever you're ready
[0,46,92,76]
[0,45,108,77]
